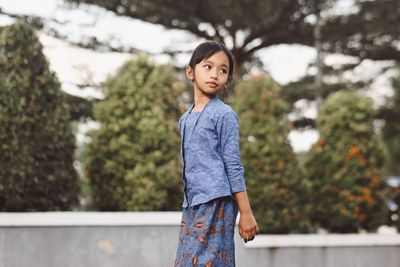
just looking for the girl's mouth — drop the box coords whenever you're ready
[206,82,218,88]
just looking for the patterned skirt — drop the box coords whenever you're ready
[174,196,238,267]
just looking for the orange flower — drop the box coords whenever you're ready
[349,145,360,155]
[345,145,363,161]
[355,208,366,221]
[357,155,366,166]
[355,206,360,213]
[318,138,326,146]
[369,176,380,188]
[361,187,373,205]
[343,192,355,201]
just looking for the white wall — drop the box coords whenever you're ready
[1,212,399,267]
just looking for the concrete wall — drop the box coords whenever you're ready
[0,212,399,267]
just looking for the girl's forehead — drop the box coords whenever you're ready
[201,51,229,66]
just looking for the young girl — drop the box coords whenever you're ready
[174,41,259,267]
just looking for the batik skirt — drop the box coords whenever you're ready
[174,195,238,267]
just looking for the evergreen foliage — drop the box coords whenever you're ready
[228,76,311,233]
[305,90,388,232]
[380,77,400,176]
[380,76,400,230]
[0,22,79,211]
[85,54,184,211]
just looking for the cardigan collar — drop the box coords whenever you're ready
[182,94,220,143]
[187,94,220,115]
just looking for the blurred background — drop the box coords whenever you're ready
[1,0,400,235]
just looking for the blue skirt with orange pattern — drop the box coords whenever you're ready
[174,196,238,267]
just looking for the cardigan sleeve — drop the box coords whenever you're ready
[217,111,247,193]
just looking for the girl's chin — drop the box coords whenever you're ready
[198,87,222,95]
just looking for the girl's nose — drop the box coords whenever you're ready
[210,70,218,80]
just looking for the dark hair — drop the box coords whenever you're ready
[188,41,235,81]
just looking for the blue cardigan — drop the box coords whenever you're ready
[179,94,247,208]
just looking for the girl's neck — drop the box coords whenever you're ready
[193,90,216,112]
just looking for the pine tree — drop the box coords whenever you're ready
[305,90,388,232]
[85,54,184,211]
[228,76,311,233]
[0,22,79,211]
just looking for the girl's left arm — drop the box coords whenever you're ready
[218,112,246,193]
[218,111,259,242]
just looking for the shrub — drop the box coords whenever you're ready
[85,54,184,211]
[305,90,388,232]
[228,76,311,233]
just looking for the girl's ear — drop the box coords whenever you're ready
[186,65,194,82]
[224,79,230,89]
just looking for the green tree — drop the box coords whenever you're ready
[85,54,184,211]
[380,76,400,176]
[65,0,400,68]
[66,0,326,70]
[305,90,388,232]
[0,22,79,211]
[322,0,400,61]
[228,76,311,233]
[65,94,98,121]
[379,76,400,230]
[282,61,372,129]
[281,0,400,129]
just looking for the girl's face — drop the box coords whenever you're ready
[186,51,230,96]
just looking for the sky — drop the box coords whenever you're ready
[0,0,396,152]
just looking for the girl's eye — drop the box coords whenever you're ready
[219,69,228,74]
[204,64,212,69]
